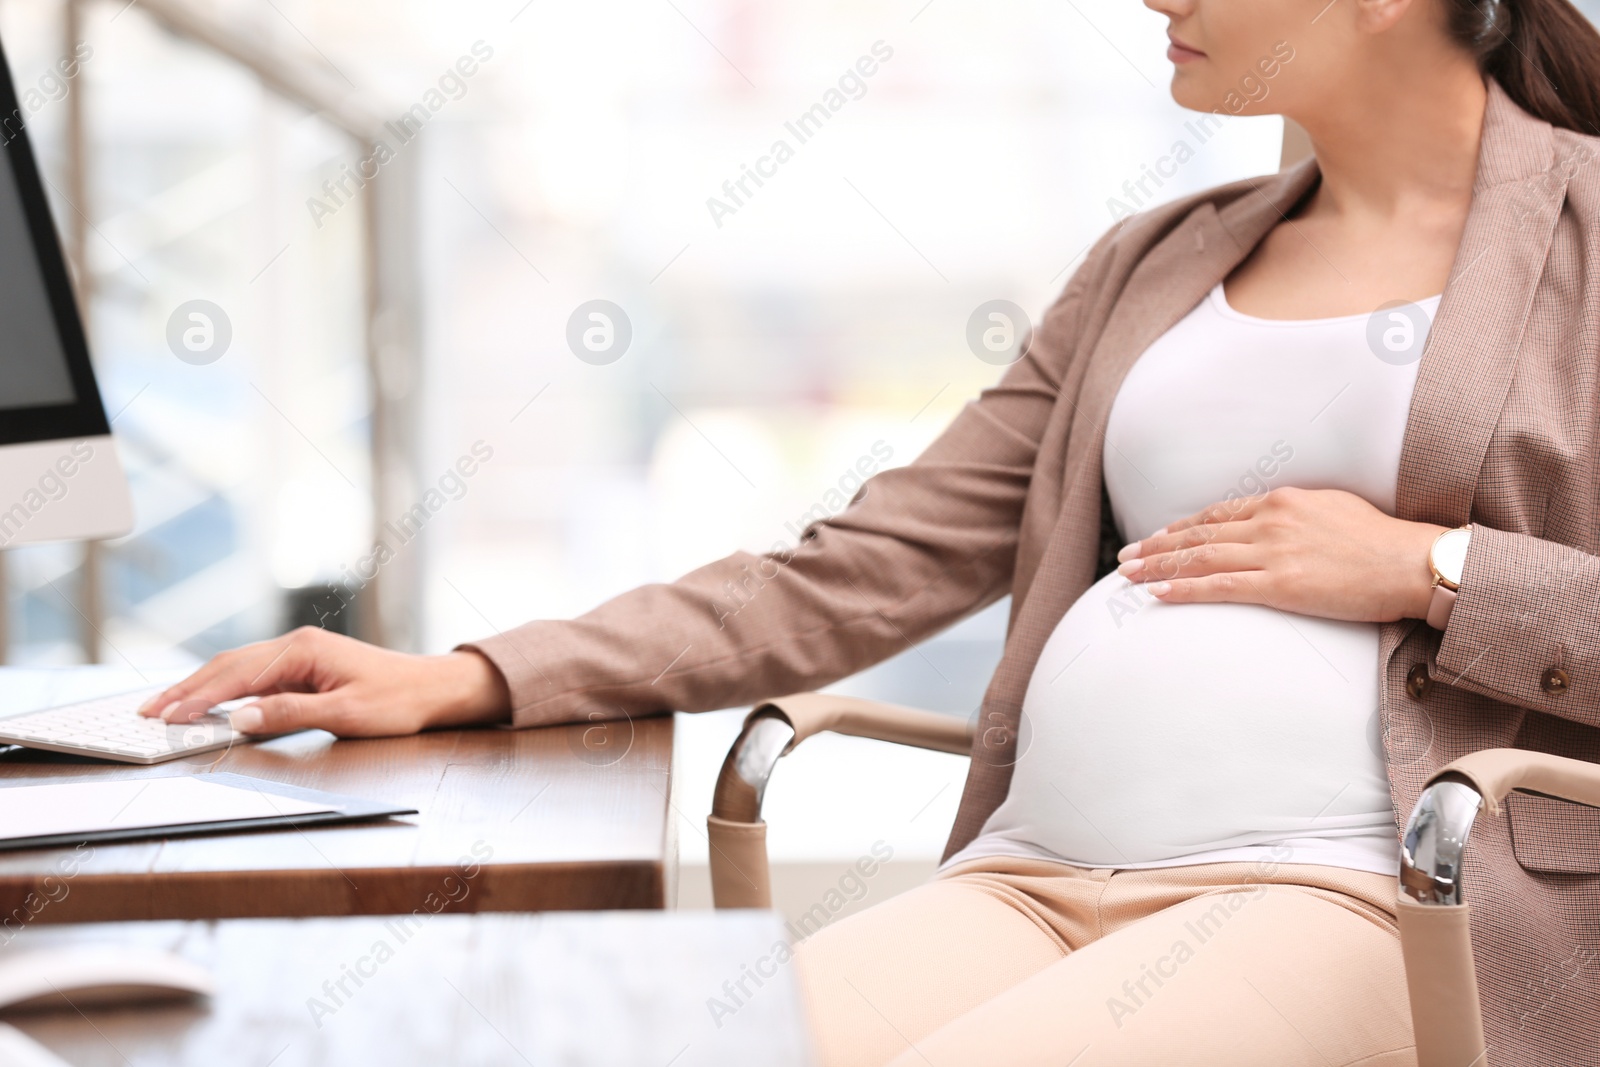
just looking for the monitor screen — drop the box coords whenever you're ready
[0,35,109,447]
[0,143,75,413]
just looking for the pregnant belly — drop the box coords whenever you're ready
[986,570,1393,865]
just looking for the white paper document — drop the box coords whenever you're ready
[0,776,335,842]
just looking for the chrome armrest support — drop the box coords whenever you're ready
[706,695,971,910]
[711,712,797,825]
[1399,778,1484,907]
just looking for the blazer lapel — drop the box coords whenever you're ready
[1383,83,1566,663]
[1395,81,1564,530]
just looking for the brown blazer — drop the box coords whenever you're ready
[468,81,1600,1064]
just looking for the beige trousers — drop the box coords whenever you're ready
[792,855,1415,1067]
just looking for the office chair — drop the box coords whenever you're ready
[707,692,1600,1067]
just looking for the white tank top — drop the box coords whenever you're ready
[947,282,1442,876]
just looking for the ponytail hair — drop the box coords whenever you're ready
[1446,0,1600,136]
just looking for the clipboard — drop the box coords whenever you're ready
[0,771,417,852]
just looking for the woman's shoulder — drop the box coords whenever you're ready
[1066,165,1311,296]
[1105,166,1303,241]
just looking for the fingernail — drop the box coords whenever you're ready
[158,701,183,722]
[1148,581,1172,597]
[1116,541,1141,562]
[137,694,162,715]
[230,706,263,733]
[1117,558,1144,577]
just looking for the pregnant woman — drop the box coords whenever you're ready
[141,0,1600,1061]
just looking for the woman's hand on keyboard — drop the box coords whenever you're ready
[135,628,513,736]
[1113,487,1448,623]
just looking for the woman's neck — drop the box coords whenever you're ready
[1222,44,1490,318]
[1291,56,1486,222]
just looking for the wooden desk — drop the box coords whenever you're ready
[3,911,814,1066]
[0,668,676,921]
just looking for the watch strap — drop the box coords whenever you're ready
[1427,582,1457,630]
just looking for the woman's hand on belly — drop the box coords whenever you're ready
[1114,487,1447,623]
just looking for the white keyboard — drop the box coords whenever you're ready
[0,688,253,765]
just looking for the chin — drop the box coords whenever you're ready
[1167,72,1212,112]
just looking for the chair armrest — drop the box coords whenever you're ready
[1398,748,1600,1067]
[712,694,973,824]
[759,692,974,756]
[1400,748,1600,907]
[707,694,973,908]
[1429,747,1600,817]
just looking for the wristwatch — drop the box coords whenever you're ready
[1426,525,1472,630]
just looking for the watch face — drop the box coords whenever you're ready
[1433,528,1471,588]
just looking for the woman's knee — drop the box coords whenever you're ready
[794,877,1066,1067]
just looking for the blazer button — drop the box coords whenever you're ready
[1541,668,1571,694]
[1406,663,1432,701]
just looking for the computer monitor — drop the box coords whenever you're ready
[0,37,132,549]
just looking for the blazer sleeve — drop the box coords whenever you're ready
[1433,523,1600,727]
[461,229,1121,729]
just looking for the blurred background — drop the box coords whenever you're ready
[0,0,1312,914]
